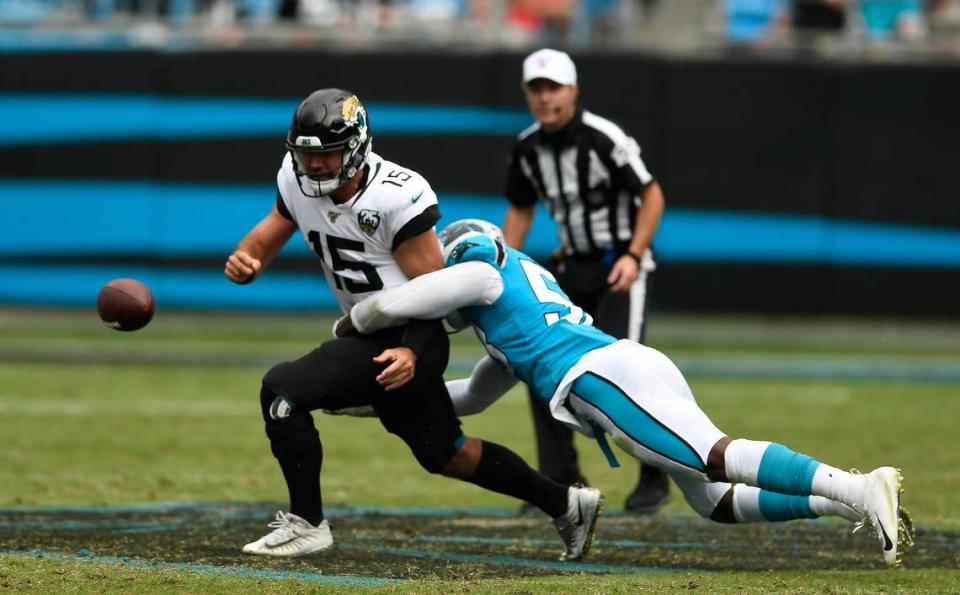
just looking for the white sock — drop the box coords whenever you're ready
[808,496,862,522]
[730,484,765,522]
[723,439,771,485]
[811,464,866,507]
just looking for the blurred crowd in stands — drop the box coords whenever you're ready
[1,0,958,52]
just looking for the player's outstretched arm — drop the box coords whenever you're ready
[348,261,503,334]
[446,356,519,416]
[225,204,297,284]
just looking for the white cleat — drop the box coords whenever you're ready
[551,485,603,561]
[859,467,904,568]
[242,511,333,557]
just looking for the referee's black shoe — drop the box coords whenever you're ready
[624,465,671,514]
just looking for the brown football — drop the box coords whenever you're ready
[96,278,155,331]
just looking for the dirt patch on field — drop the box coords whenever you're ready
[0,503,955,580]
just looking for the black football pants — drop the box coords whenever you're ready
[260,323,463,511]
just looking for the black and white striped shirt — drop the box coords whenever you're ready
[504,108,655,263]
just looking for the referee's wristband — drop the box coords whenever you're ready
[624,251,643,266]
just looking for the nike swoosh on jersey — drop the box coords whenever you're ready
[411,191,424,204]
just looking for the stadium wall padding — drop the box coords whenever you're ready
[1,50,958,315]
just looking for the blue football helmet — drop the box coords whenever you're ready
[437,219,507,267]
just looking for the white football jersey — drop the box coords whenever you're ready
[276,151,441,312]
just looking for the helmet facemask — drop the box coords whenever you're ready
[290,134,371,198]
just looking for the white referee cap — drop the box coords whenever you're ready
[522,49,577,86]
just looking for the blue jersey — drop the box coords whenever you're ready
[448,237,615,402]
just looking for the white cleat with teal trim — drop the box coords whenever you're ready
[858,467,905,568]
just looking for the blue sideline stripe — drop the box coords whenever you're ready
[352,534,723,550]
[0,549,397,586]
[572,373,705,472]
[671,356,960,383]
[343,543,688,574]
[0,94,533,144]
[0,501,213,514]
[0,502,520,516]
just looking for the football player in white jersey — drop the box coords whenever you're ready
[224,90,602,561]
[336,219,913,568]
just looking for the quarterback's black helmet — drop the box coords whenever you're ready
[286,89,372,197]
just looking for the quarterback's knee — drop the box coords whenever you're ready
[264,410,320,459]
[440,436,481,479]
[412,449,451,475]
[260,362,300,420]
[410,435,473,476]
[261,361,294,396]
[259,368,319,459]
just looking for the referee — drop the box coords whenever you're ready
[503,48,669,514]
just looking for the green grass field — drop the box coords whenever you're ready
[1,307,958,591]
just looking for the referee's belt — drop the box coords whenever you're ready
[560,249,624,262]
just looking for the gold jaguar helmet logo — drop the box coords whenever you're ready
[342,96,362,125]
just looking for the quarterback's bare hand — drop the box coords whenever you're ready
[225,250,262,285]
[374,347,416,391]
[606,254,640,293]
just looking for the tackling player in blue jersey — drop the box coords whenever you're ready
[336,219,913,568]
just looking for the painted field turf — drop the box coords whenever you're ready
[1,309,958,591]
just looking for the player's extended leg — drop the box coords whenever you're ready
[669,473,860,524]
[376,324,602,561]
[244,329,411,556]
[706,437,905,566]
[565,340,906,566]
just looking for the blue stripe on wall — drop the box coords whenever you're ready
[2,180,959,268]
[0,32,140,53]
[0,264,336,309]
[655,209,960,268]
[0,181,559,259]
[0,94,533,144]
[1,180,959,308]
